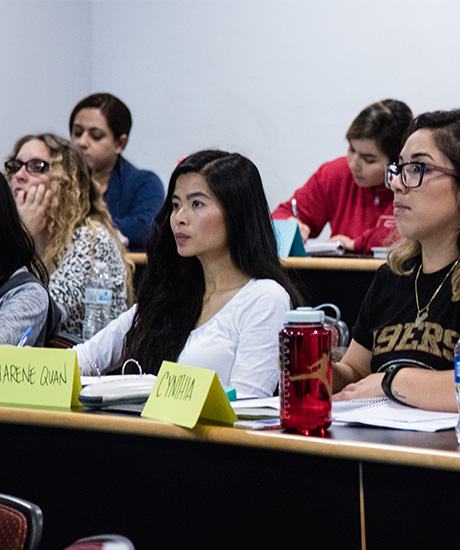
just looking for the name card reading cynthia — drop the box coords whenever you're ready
[0,347,82,408]
[142,361,237,428]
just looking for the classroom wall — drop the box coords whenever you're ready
[0,0,91,157]
[2,0,460,211]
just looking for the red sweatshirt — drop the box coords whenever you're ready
[271,157,397,253]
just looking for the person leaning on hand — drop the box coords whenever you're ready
[5,133,133,338]
[333,108,460,412]
[272,99,413,253]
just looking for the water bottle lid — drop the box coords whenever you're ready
[285,307,325,323]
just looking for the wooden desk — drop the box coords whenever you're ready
[0,405,459,549]
[128,253,385,272]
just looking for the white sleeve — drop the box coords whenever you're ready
[229,281,290,397]
[74,306,136,375]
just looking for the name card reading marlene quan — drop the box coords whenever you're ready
[142,361,237,428]
[0,346,82,408]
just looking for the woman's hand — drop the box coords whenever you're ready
[15,184,51,236]
[332,372,385,401]
[329,234,355,251]
[287,217,311,242]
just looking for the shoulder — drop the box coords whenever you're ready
[1,273,48,306]
[72,225,114,245]
[309,157,352,186]
[118,157,162,186]
[240,279,291,307]
[64,226,121,265]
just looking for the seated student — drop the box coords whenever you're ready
[333,108,460,412]
[69,92,165,251]
[75,150,303,397]
[0,172,50,346]
[272,99,413,253]
[5,133,133,339]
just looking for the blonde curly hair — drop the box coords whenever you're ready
[5,133,133,305]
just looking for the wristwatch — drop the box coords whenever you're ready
[381,364,415,406]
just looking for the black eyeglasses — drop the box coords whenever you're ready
[4,158,50,175]
[385,161,456,189]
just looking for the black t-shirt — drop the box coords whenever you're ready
[353,258,460,372]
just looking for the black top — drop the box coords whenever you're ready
[353,257,460,372]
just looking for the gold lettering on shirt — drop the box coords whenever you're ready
[443,329,459,361]
[417,322,442,357]
[373,322,458,361]
[373,325,402,354]
[394,323,418,351]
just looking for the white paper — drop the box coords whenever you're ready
[332,399,458,432]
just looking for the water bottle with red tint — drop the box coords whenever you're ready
[279,307,332,436]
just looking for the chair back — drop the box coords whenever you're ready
[0,494,43,550]
[63,534,135,550]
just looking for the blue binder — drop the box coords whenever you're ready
[272,220,306,257]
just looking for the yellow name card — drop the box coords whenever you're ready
[0,346,82,408]
[142,361,238,428]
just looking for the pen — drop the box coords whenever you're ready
[17,327,32,348]
[291,198,297,218]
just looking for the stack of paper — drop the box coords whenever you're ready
[304,240,345,256]
[332,397,458,432]
[231,396,458,432]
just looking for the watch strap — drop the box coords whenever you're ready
[381,364,416,407]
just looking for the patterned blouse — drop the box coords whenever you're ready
[49,225,128,337]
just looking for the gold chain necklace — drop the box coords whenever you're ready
[414,258,460,327]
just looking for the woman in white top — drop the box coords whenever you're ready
[76,149,303,397]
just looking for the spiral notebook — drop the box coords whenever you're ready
[332,397,458,432]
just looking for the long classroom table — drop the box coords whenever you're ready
[1,404,459,549]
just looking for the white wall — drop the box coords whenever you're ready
[0,0,91,159]
[2,0,460,211]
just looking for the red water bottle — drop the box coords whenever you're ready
[279,307,332,436]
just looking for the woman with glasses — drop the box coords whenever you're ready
[69,93,164,251]
[4,133,133,338]
[272,99,413,253]
[333,109,460,411]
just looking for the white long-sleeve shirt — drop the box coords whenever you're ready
[75,279,290,397]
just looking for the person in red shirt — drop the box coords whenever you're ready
[272,99,413,253]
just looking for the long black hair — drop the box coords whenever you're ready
[124,149,302,373]
[0,173,48,286]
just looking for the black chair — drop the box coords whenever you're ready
[62,534,135,550]
[0,493,43,550]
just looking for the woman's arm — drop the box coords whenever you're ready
[333,340,457,411]
[74,306,136,375]
[0,283,49,346]
[332,339,372,393]
[385,367,456,412]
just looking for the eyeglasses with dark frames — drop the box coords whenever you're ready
[4,158,50,175]
[385,161,456,189]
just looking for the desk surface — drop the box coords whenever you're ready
[0,404,458,472]
[128,252,385,272]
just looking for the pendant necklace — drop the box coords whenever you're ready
[414,258,460,327]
